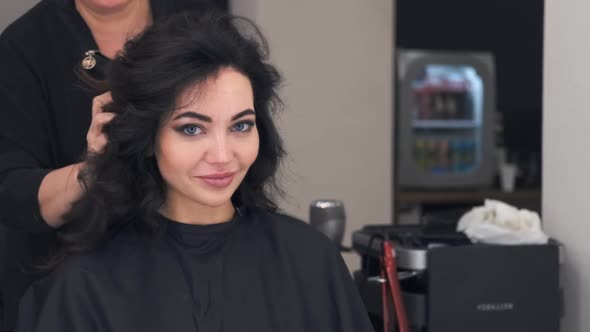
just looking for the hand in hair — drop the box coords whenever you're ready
[38,91,115,228]
[86,91,115,154]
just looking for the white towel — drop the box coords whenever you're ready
[457,199,548,245]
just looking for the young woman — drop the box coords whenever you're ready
[16,11,374,332]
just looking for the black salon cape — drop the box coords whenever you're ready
[16,210,374,332]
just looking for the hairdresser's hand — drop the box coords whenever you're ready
[86,91,115,154]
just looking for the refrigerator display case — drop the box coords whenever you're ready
[396,49,496,188]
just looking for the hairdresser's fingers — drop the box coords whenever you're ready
[87,112,115,153]
[87,135,108,154]
[88,112,116,137]
[94,112,116,128]
[91,91,113,116]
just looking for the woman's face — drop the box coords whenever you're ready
[155,67,259,217]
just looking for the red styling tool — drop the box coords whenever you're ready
[381,240,411,332]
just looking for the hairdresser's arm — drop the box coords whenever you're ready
[37,93,114,228]
[0,33,114,230]
[0,139,57,232]
[0,34,55,232]
[36,163,85,228]
[0,93,113,230]
[0,143,84,231]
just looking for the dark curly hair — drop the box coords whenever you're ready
[55,10,285,260]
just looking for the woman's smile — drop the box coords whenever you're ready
[194,172,236,188]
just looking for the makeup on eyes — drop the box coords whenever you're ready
[231,120,255,132]
[173,119,256,136]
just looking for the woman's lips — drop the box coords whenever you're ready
[195,172,236,188]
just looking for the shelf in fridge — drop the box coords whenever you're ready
[412,119,480,129]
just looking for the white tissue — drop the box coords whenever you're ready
[457,199,548,245]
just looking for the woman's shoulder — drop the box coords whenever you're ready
[249,209,338,254]
[17,228,157,331]
[253,208,317,233]
[244,209,351,288]
[51,227,155,281]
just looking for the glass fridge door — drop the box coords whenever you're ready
[410,64,484,175]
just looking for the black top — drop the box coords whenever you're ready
[17,210,374,332]
[0,0,213,329]
[164,213,238,331]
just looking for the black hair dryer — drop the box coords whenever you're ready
[310,200,350,251]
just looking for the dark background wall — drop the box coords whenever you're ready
[396,0,544,184]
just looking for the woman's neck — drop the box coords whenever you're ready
[159,200,236,226]
[75,0,152,59]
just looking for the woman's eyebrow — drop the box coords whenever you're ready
[171,109,255,122]
[172,111,211,122]
[231,109,255,121]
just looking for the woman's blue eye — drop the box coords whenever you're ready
[232,121,254,132]
[181,125,202,136]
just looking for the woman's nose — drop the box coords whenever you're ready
[206,134,231,164]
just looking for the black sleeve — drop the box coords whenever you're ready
[0,30,55,233]
[16,265,107,332]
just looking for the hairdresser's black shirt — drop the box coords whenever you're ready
[0,0,216,329]
[17,210,374,332]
